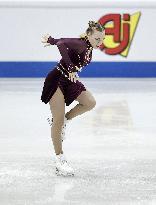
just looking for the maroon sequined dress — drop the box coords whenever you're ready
[41,36,93,106]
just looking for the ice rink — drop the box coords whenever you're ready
[0,78,156,205]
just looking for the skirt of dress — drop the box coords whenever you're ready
[41,66,86,106]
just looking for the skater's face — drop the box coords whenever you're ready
[88,29,105,49]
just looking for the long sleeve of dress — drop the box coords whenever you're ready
[47,36,76,73]
[56,40,76,73]
[47,36,93,74]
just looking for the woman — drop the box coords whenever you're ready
[41,20,105,176]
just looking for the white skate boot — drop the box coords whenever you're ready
[47,115,70,142]
[61,116,70,141]
[54,153,75,176]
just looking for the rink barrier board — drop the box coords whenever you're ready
[0,61,156,77]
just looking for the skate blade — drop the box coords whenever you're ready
[55,167,74,177]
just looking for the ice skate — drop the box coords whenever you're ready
[47,115,70,142]
[47,116,53,126]
[61,115,70,141]
[54,153,75,176]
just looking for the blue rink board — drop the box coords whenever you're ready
[0,61,156,77]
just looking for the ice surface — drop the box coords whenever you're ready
[0,78,156,205]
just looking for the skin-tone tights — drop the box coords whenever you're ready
[49,86,96,155]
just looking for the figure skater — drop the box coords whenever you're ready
[41,20,105,176]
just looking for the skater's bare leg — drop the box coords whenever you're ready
[49,86,65,155]
[65,89,96,120]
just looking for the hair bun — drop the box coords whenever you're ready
[86,20,104,35]
[88,21,96,28]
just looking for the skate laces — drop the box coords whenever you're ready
[47,117,53,126]
[61,117,68,133]
[56,154,67,165]
[62,123,67,129]
[47,116,69,127]
[61,159,67,164]
[60,154,67,164]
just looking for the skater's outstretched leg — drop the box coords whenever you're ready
[65,89,96,120]
[49,86,65,155]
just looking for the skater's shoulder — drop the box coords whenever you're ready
[58,37,84,44]
[58,37,86,53]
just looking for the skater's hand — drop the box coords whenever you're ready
[41,33,51,47]
[68,72,79,83]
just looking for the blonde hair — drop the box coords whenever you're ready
[80,20,104,38]
[79,33,87,38]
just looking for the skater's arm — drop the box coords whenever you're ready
[56,39,76,73]
[46,36,85,72]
